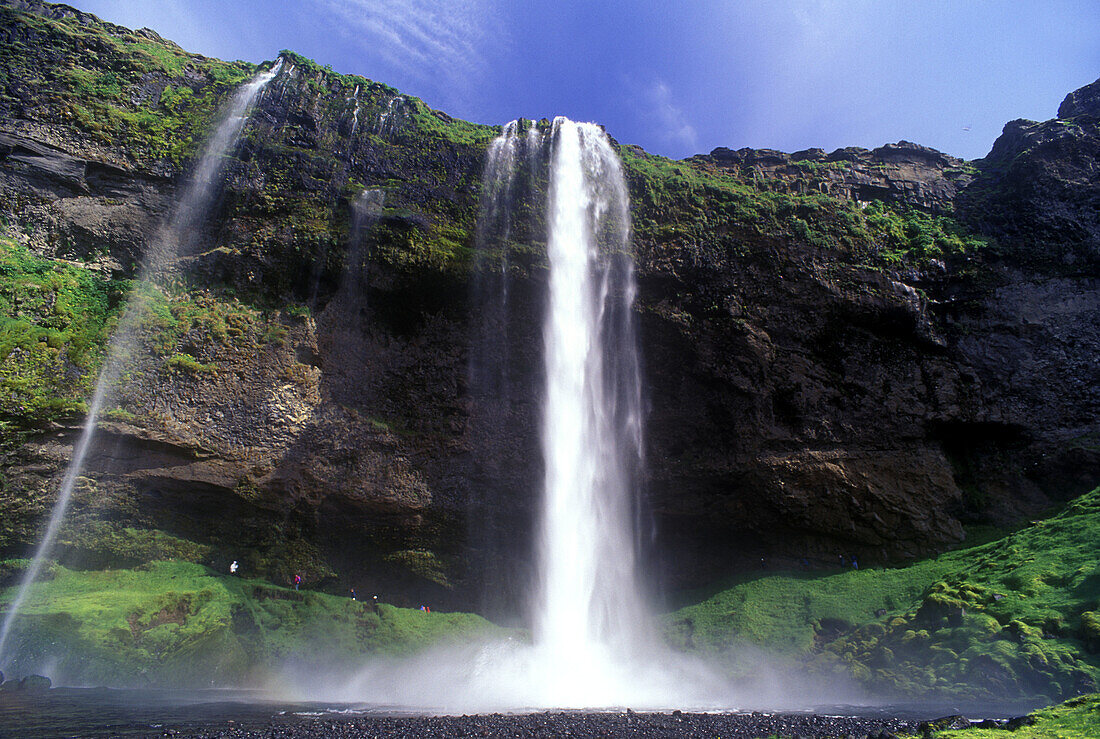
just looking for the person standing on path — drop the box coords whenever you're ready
[294,574,301,591]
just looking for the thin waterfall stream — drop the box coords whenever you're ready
[0,60,283,665]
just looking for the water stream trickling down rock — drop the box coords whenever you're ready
[0,60,284,666]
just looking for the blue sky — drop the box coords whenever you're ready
[79,0,1099,161]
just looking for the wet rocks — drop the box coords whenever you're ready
[0,673,50,691]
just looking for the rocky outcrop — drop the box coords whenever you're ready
[1058,77,1100,118]
[958,88,1100,268]
[692,140,974,213]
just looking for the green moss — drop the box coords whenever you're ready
[0,560,502,686]
[620,146,993,269]
[0,237,124,426]
[666,487,1100,701]
[164,352,216,375]
[0,5,256,164]
[384,549,452,588]
[57,523,213,568]
[407,98,497,147]
[938,693,1100,738]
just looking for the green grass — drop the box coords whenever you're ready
[0,560,501,686]
[938,693,1100,738]
[665,487,1100,702]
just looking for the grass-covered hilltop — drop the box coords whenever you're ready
[1,0,1099,712]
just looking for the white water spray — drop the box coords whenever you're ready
[333,188,383,319]
[0,59,283,667]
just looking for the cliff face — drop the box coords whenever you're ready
[0,1,1097,608]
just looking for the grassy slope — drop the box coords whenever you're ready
[1,488,1095,697]
[939,693,1100,739]
[665,487,1100,702]
[0,559,500,686]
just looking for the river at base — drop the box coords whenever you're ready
[0,687,1043,739]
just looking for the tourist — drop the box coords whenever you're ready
[229,560,238,575]
[350,588,357,601]
[294,573,301,591]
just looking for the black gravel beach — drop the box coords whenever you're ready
[2,685,1027,738]
[136,710,928,739]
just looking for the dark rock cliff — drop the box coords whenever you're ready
[0,1,1096,610]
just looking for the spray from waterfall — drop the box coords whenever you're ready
[0,59,284,667]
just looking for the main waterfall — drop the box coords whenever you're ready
[534,118,649,703]
[328,118,721,710]
[0,60,283,666]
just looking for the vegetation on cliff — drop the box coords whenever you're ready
[0,2,1096,713]
[0,237,123,428]
[0,2,254,166]
[665,487,1100,702]
[622,145,993,272]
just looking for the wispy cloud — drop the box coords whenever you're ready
[315,0,502,105]
[642,78,699,153]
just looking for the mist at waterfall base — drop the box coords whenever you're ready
[0,60,284,667]
[267,120,866,713]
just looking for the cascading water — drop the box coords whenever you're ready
[330,187,383,322]
[376,96,401,135]
[471,118,524,386]
[0,59,283,667]
[532,117,650,705]
[348,86,361,140]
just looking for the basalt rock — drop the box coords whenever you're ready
[695,139,973,213]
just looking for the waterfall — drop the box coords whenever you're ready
[349,86,361,140]
[333,188,383,322]
[0,60,283,667]
[474,118,524,378]
[332,117,722,710]
[532,117,649,704]
[467,120,533,619]
[377,96,402,135]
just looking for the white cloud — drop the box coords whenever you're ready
[315,0,502,103]
[643,79,699,152]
